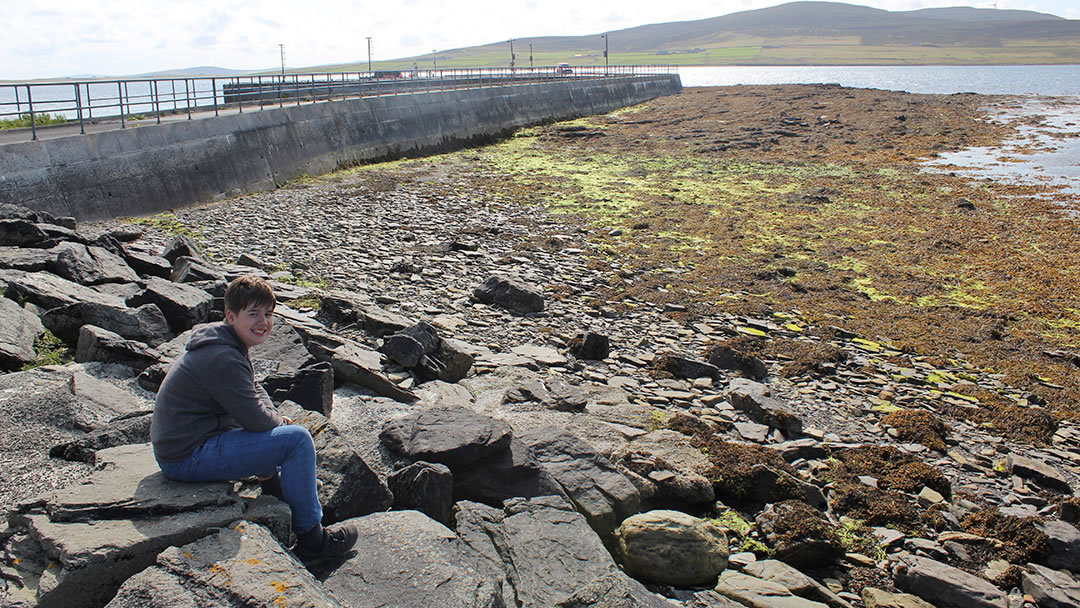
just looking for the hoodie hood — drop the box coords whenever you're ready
[186,321,245,354]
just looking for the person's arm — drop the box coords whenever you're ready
[204,348,285,431]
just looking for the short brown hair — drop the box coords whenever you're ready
[224,274,276,314]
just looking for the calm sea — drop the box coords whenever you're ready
[678,65,1080,96]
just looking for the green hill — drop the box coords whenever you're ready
[339,1,1080,70]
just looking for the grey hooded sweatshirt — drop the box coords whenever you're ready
[151,321,283,463]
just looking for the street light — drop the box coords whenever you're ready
[432,50,437,70]
[601,34,608,69]
[509,39,515,68]
[279,43,285,74]
[366,37,372,72]
[529,43,534,67]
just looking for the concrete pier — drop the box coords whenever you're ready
[0,74,681,221]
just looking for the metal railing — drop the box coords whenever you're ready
[0,65,677,142]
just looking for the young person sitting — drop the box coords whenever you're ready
[151,274,357,563]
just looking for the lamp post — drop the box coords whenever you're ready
[529,43,534,67]
[279,43,285,74]
[432,50,437,71]
[366,37,372,72]
[509,39,515,69]
[601,34,608,69]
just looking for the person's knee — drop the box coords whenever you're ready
[275,424,315,455]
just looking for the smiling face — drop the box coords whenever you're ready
[225,303,275,348]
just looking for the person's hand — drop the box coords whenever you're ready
[282,415,294,425]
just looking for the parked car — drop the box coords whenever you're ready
[556,63,573,75]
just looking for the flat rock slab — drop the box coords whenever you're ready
[380,406,513,469]
[330,340,417,402]
[714,570,830,608]
[1008,453,1072,494]
[727,378,804,437]
[519,426,641,540]
[893,555,1007,608]
[106,520,345,608]
[555,571,679,608]
[0,294,43,371]
[321,510,503,608]
[4,443,245,608]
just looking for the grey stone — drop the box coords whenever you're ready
[66,369,150,430]
[744,560,855,608]
[756,501,842,568]
[49,411,153,463]
[568,331,611,361]
[615,510,729,586]
[1021,562,1080,608]
[427,336,476,382]
[892,555,1007,608]
[714,570,830,608]
[519,426,641,540]
[689,590,753,608]
[654,354,720,380]
[474,273,545,314]
[75,324,161,369]
[47,242,139,285]
[330,340,418,402]
[727,377,803,436]
[382,321,440,368]
[106,520,344,608]
[42,300,172,347]
[126,277,213,334]
[262,360,334,416]
[1008,453,1073,494]
[1033,518,1080,572]
[122,249,172,278]
[170,256,226,283]
[0,295,43,371]
[388,461,455,526]
[861,588,937,608]
[455,436,568,505]
[321,510,504,608]
[503,376,588,412]
[279,402,393,522]
[455,496,620,608]
[380,406,513,469]
[5,444,243,608]
[707,344,768,380]
[161,235,206,264]
[555,572,678,608]
[0,245,56,271]
[512,343,568,365]
[0,219,49,247]
[768,438,828,462]
[360,303,413,337]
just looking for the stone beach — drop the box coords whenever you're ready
[3,85,1080,608]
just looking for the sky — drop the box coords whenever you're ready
[2,0,1077,80]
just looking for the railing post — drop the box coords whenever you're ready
[118,81,126,129]
[213,79,219,116]
[154,80,162,124]
[295,74,301,106]
[75,83,85,135]
[26,85,36,141]
[185,79,192,119]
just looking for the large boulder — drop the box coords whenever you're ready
[0,294,43,371]
[381,406,513,469]
[615,510,729,586]
[279,402,393,523]
[455,496,625,608]
[126,277,213,334]
[474,274,545,314]
[519,427,641,540]
[380,321,475,383]
[892,555,1007,608]
[454,436,567,505]
[47,242,139,285]
[388,461,455,526]
[2,444,244,608]
[1021,562,1080,608]
[74,324,162,370]
[105,520,345,608]
[320,510,504,608]
[1032,518,1080,572]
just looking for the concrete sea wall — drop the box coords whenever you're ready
[0,75,681,221]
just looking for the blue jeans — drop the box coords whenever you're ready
[157,425,323,534]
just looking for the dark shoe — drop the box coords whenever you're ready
[259,474,284,500]
[294,523,359,565]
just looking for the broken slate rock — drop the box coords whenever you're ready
[330,340,417,403]
[708,344,768,380]
[555,571,679,608]
[1021,562,1080,608]
[49,411,153,463]
[1032,518,1080,572]
[388,461,454,526]
[47,241,139,285]
[161,235,206,265]
[0,294,43,371]
[1007,453,1072,494]
[744,560,855,608]
[105,520,345,608]
[519,426,641,540]
[75,324,162,370]
[615,509,729,586]
[279,401,393,522]
[727,377,804,437]
[380,406,513,469]
[320,510,504,608]
[474,274,545,314]
[126,277,213,334]
[262,360,334,416]
[567,331,611,361]
[714,570,830,608]
[892,554,1007,608]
